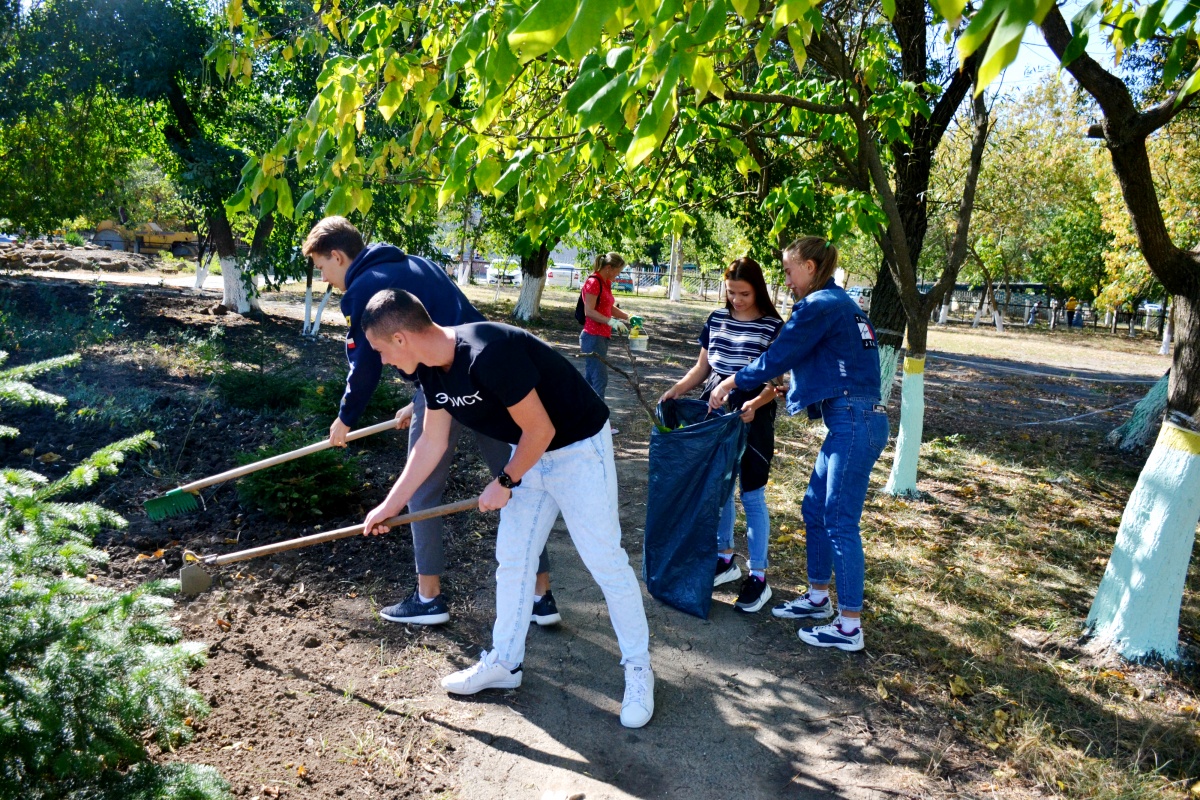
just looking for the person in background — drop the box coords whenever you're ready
[1026,300,1042,326]
[579,252,631,433]
[709,237,889,652]
[302,216,558,628]
[659,257,783,613]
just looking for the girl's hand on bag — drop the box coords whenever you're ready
[739,401,757,423]
[708,376,736,410]
[659,386,679,403]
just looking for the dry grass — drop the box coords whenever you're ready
[764,418,1200,798]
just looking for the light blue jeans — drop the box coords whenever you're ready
[717,485,770,571]
[802,397,889,613]
[492,422,650,668]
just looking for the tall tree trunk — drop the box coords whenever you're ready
[1040,5,1200,660]
[1160,303,1174,355]
[668,233,683,302]
[209,209,260,314]
[456,199,474,287]
[512,241,552,322]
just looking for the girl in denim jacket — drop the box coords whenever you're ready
[709,237,888,651]
[660,258,783,614]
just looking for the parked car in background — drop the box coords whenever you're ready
[486,259,522,286]
[847,286,872,313]
[0,233,17,244]
[613,269,634,293]
[545,263,582,288]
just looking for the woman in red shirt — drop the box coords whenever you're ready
[579,252,631,411]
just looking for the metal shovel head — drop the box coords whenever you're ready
[180,563,213,596]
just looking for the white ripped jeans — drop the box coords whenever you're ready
[492,422,650,669]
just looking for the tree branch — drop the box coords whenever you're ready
[722,89,850,116]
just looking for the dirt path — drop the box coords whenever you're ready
[439,341,924,800]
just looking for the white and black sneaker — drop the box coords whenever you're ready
[530,590,562,626]
[714,557,741,588]
[771,590,835,621]
[734,575,772,613]
[797,620,864,652]
[379,589,451,625]
[441,650,523,694]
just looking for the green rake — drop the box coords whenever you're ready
[144,418,401,521]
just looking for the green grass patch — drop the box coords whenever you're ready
[763,416,1199,797]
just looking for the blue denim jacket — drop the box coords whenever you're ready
[734,279,881,417]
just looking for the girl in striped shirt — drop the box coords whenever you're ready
[659,258,784,613]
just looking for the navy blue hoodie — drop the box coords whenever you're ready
[338,244,484,425]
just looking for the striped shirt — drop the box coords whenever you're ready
[699,308,783,377]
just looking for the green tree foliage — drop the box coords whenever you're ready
[0,350,228,800]
[0,93,155,233]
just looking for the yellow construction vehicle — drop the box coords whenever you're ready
[94,220,199,257]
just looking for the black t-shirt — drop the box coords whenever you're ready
[417,322,609,451]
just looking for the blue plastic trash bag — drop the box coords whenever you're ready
[643,399,747,619]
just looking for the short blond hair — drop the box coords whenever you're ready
[302,216,364,259]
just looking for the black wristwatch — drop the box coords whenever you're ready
[497,470,521,490]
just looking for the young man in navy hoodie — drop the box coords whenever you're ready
[301,217,557,627]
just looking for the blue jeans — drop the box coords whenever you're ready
[579,331,610,399]
[717,485,770,571]
[802,396,889,613]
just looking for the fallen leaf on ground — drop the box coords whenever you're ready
[949,675,972,697]
[215,618,231,631]
[876,680,889,700]
[37,452,62,463]
[20,448,34,456]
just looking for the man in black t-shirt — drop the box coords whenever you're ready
[359,289,654,729]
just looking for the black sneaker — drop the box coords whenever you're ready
[379,589,450,625]
[714,557,741,587]
[531,590,562,626]
[734,574,772,613]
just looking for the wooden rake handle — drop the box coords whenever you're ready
[203,497,480,567]
[177,418,401,494]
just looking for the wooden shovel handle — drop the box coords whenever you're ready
[204,497,479,566]
[178,418,401,493]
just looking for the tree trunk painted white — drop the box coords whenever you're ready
[1086,421,1200,660]
[938,298,950,325]
[1160,306,1173,355]
[194,254,212,289]
[668,233,683,302]
[310,286,333,336]
[456,257,472,287]
[992,306,1005,333]
[303,281,313,332]
[971,302,985,328]
[883,355,925,497]
[512,272,546,322]
[220,257,260,314]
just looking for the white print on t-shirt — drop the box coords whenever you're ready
[435,391,484,408]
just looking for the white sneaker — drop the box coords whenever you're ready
[620,664,655,728]
[440,650,523,695]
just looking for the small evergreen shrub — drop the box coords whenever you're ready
[234,429,362,520]
[0,350,229,800]
[215,367,306,412]
[63,231,86,247]
[298,376,411,422]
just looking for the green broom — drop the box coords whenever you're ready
[144,418,400,520]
